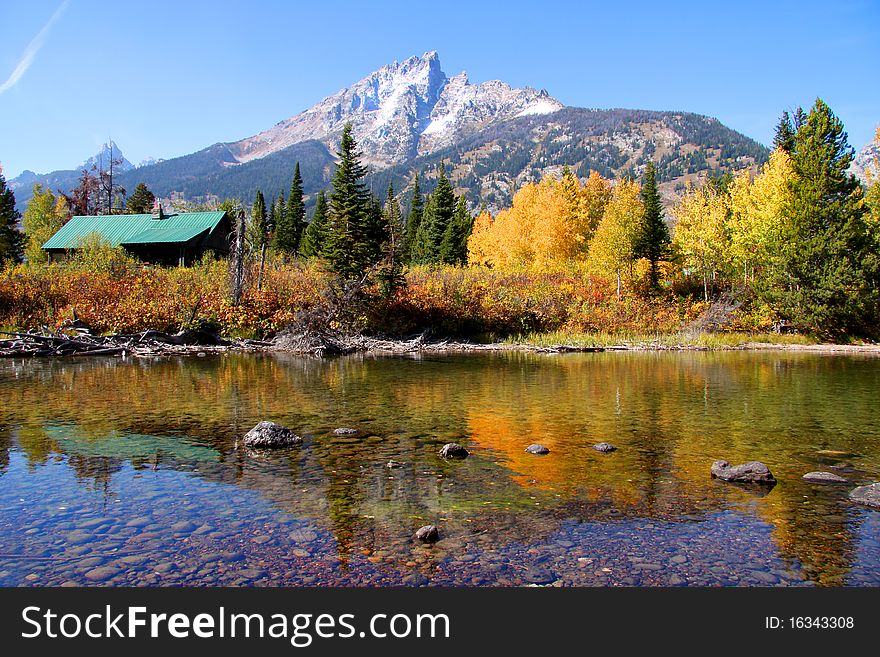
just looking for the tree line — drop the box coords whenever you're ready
[3,99,879,338]
[469,99,880,337]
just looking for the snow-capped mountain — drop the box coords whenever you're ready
[229,51,563,167]
[81,140,133,173]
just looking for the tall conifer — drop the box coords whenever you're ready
[300,190,329,258]
[0,173,23,265]
[325,123,376,279]
[403,173,423,262]
[634,162,671,291]
[769,98,878,335]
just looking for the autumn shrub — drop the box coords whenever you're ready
[0,259,738,340]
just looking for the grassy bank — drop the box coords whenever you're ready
[0,258,817,345]
[506,330,817,349]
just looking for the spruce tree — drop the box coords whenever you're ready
[415,165,455,264]
[282,163,307,256]
[0,173,24,265]
[768,98,878,335]
[773,111,797,153]
[125,182,156,214]
[325,123,377,279]
[634,161,671,291]
[439,195,473,265]
[300,190,329,258]
[403,173,423,262]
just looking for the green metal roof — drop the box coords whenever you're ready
[123,225,210,244]
[42,211,226,250]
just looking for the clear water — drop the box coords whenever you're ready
[0,351,878,586]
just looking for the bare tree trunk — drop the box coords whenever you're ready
[231,208,246,307]
[616,269,621,300]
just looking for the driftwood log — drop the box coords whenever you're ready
[0,328,271,359]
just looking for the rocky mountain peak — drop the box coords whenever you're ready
[229,52,563,167]
[81,140,133,172]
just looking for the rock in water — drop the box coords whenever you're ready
[414,525,440,543]
[240,421,302,448]
[592,442,616,453]
[333,427,359,435]
[711,460,776,484]
[849,483,880,508]
[525,444,550,455]
[439,443,469,458]
[802,471,848,484]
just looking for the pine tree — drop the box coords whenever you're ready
[634,162,671,291]
[280,163,307,256]
[0,172,24,265]
[415,165,455,264]
[125,182,156,214]
[325,123,376,279]
[773,111,797,153]
[768,98,878,335]
[403,173,423,262]
[300,190,328,258]
[439,195,473,265]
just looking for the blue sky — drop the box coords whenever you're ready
[1,0,877,179]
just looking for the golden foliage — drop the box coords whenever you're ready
[587,178,643,296]
[671,182,732,298]
[466,171,612,271]
[727,149,795,283]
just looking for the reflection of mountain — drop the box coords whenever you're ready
[1,352,878,585]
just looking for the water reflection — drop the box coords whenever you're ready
[0,351,878,586]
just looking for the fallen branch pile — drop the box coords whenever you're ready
[271,330,616,356]
[0,328,272,359]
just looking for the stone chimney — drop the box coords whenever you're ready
[151,200,164,220]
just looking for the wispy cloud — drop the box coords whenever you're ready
[0,0,70,95]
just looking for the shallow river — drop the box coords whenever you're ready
[0,351,878,587]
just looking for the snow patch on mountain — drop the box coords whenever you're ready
[516,99,564,117]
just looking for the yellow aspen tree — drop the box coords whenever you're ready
[466,174,588,271]
[587,178,643,298]
[728,149,795,285]
[579,170,613,246]
[22,184,65,265]
[467,210,496,266]
[671,184,732,300]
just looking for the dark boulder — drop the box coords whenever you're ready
[239,421,302,449]
[849,483,880,508]
[525,444,550,455]
[439,443,469,458]
[592,442,616,453]
[802,471,847,484]
[414,525,440,543]
[711,460,776,484]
